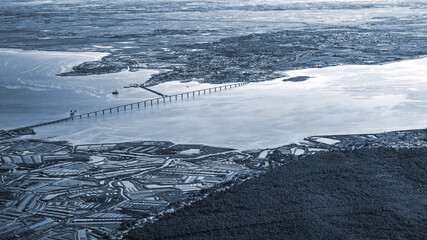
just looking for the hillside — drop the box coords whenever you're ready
[127,147,427,239]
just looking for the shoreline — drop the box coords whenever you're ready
[1,126,426,238]
[0,48,163,129]
[0,47,109,63]
[2,46,426,82]
[3,126,427,156]
[2,50,427,149]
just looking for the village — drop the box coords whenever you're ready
[1,128,427,239]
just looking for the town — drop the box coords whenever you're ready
[1,128,427,239]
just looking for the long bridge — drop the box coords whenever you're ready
[9,82,248,132]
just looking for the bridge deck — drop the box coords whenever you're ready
[9,82,248,131]
[141,86,165,97]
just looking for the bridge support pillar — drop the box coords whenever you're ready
[14,81,248,130]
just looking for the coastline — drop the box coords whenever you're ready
[0,48,162,129]
[1,126,427,238]
[5,56,425,150]
[1,0,426,238]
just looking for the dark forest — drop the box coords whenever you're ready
[127,147,427,239]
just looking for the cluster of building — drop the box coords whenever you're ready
[0,140,270,239]
[1,128,427,239]
[303,129,427,151]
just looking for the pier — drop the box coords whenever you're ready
[141,86,166,97]
[9,82,248,131]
